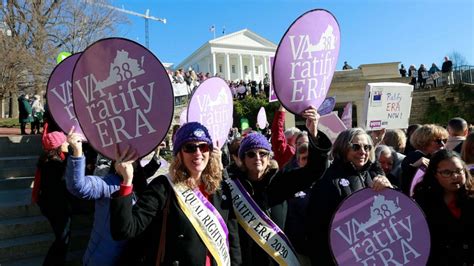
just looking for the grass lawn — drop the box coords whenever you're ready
[0,118,20,128]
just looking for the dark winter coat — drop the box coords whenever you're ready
[307,160,385,265]
[414,189,474,265]
[400,150,428,195]
[227,132,332,265]
[18,96,33,123]
[110,175,242,266]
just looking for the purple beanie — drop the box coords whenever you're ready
[173,122,213,155]
[238,133,272,159]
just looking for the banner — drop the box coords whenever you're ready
[273,9,340,114]
[268,57,278,102]
[330,188,430,265]
[362,83,413,130]
[318,111,347,143]
[187,77,233,149]
[72,38,174,159]
[47,53,85,136]
[409,167,426,197]
[341,102,353,129]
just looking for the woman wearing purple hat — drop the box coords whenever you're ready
[225,106,332,266]
[110,122,241,266]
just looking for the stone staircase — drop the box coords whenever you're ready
[0,135,91,265]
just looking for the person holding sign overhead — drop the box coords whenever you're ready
[225,106,331,266]
[65,127,162,265]
[110,122,241,266]
[307,128,393,265]
[413,150,474,265]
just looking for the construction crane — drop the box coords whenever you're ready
[90,1,166,48]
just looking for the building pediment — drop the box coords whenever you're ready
[209,29,277,49]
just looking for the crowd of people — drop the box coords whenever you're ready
[399,56,455,89]
[32,97,474,265]
[18,93,44,135]
[169,68,272,100]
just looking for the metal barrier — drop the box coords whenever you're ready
[454,65,474,84]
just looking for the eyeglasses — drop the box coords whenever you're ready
[434,138,448,145]
[437,168,464,178]
[245,150,270,159]
[350,143,373,152]
[182,143,210,153]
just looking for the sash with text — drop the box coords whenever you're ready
[225,178,300,266]
[166,175,230,266]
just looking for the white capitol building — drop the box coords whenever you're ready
[171,29,407,128]
[174,29,276,82]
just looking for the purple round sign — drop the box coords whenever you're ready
[318,96,336,115]
[72,38,174,159]
[47,53,85,136]
[329,188,430,265]
[257,107,267,130]
[187,77,233,149]
[273,9,340,114]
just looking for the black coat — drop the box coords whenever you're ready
[110,175,241,266]
[307,160,384,265]
[227,132,332,265]
[414,190,474,265]
[400,150,428,195]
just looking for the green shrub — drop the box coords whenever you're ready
[233,95,279,130]
[0,118,20,128]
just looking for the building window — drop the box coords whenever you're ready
[232,65,236,74]
[255,66,259,74]
[219,64,222,73]
[196,64,200,72]
[244,65,248,74]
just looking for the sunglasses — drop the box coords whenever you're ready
[245,150,270,159]
[434,138,448,145]
[182,143,210,153]
[350,143,373,152]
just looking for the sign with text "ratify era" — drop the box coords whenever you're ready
[362,82,414,130]
[72,38,174,159]
[273,9,340,115]
[187,77,233,149]
[47,53,85,137]
[330,188,430,266]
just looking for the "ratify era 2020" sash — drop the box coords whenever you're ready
[165,175,230,266]
[224,178,301,266]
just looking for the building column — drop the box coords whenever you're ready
[212,52,217,76]
[225,53,231,81]
[251,55,256,81]
[239,54,243,81]
[206,57,211,73]
[263,56,268,75]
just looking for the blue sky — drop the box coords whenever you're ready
[111,0,473,70]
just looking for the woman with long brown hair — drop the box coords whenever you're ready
[110,122,241,265]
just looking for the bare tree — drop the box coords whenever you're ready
[448,51,469,68]
[0,0,127,97]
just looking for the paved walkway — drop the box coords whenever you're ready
[0,127,42,136]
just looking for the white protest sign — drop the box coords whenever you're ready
[362,83,413,130]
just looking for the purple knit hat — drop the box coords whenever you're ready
[238,133,272,159]
[173,122,213,155]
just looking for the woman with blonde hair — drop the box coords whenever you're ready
[110,122,241,265]
[401,124,448,195]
